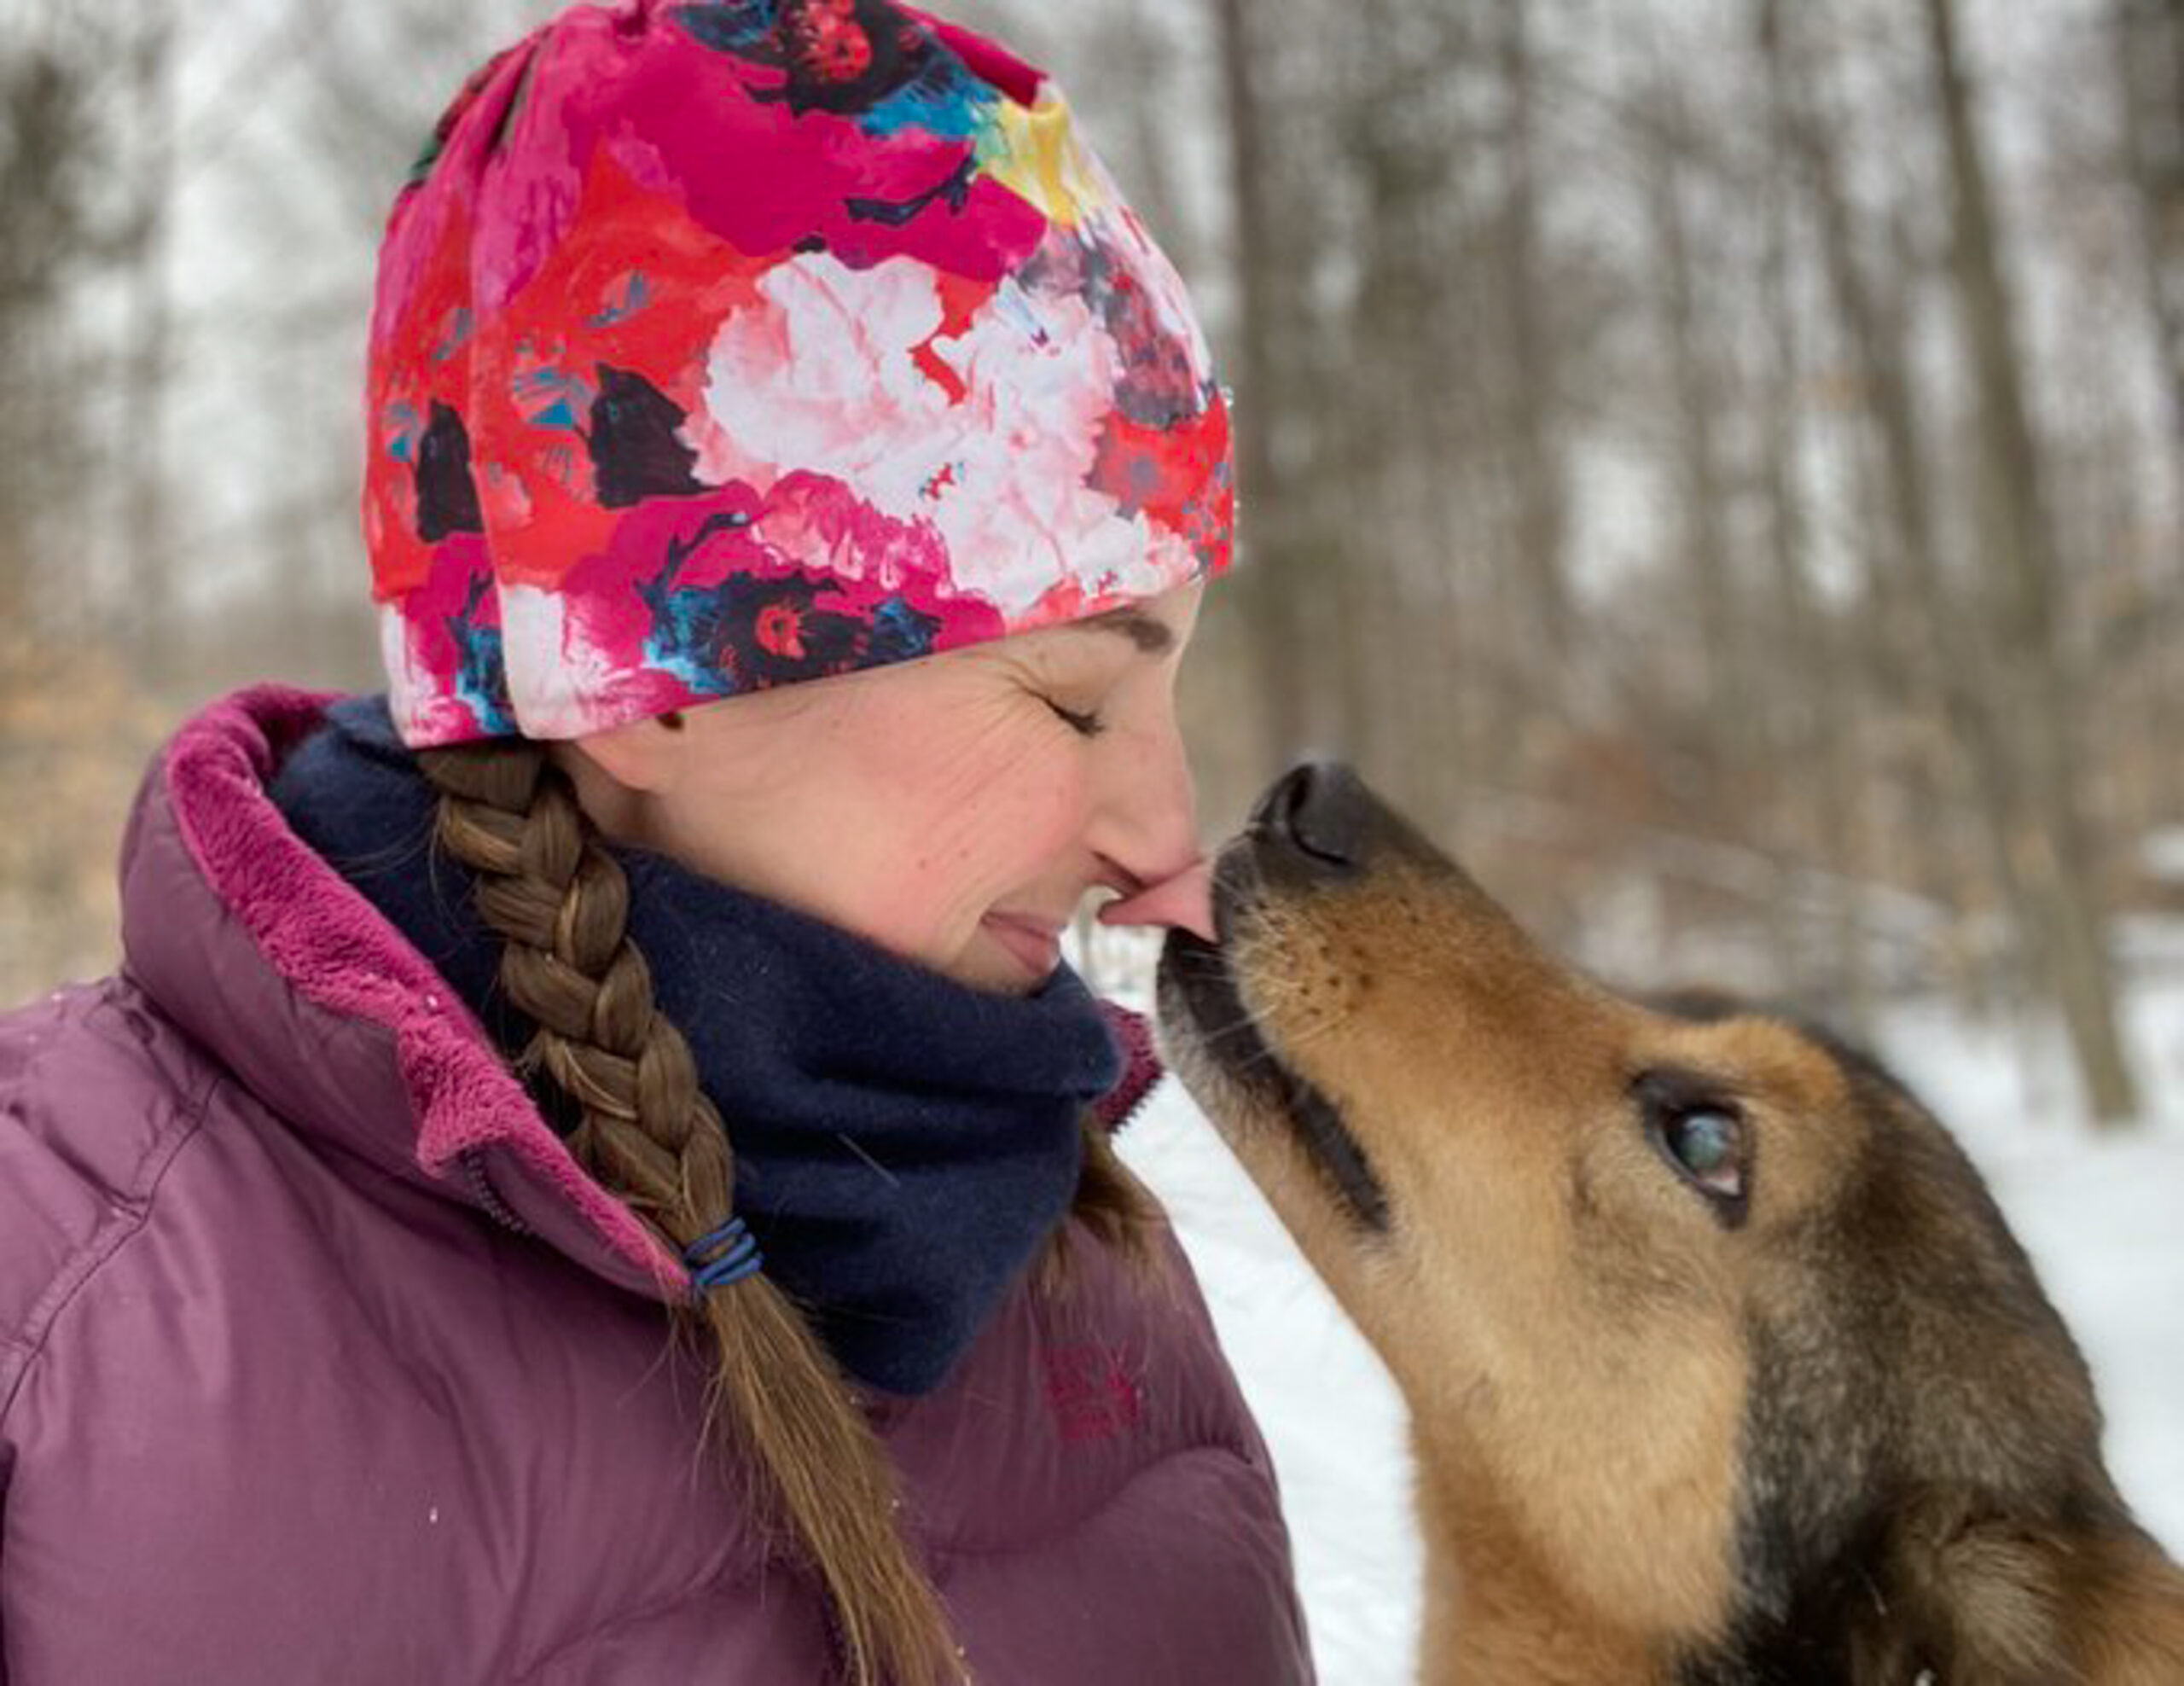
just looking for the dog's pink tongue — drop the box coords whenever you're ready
[1098,858,1217,942]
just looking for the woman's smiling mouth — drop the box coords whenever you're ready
[980,912,1066,978]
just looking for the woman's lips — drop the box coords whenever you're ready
[981,914,1063,977]
[982,859,1217,980]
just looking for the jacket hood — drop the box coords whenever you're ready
[117,685,1164,1304]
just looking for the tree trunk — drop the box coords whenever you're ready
[1755,0,1874,1028]
[1494,0,1573,670]
[1925,0,2141,1123]
[2114,0,2184,453]
[123,1,176,683]
[1090,0,1196,278]
[1211,0,1320,770]
[1639,80,1745,755]
[1781,0,2068,1032]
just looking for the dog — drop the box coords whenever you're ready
[1157,764,2184,1684]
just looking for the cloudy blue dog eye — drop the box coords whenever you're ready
[1630,1072,1750,1217]
[1666,1111,1742,1194]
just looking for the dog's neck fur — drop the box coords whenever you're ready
[1415,1451,2184,1685]
[1413,1441,1670,1686]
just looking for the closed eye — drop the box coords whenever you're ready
[1042,695,1107,737]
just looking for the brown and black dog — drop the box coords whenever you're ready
[1158,765,2184,1685]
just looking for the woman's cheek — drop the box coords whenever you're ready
[1012,763,1099,866]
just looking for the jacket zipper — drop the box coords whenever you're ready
[462,1150,533,1236]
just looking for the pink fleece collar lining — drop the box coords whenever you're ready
[155,685,1165,1299]
[159,685,684,1292]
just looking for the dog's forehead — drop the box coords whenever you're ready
[1629,1010,1879,1205]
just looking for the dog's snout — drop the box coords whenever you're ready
[1254,763,1373,872]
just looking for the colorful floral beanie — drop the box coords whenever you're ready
[364,0,1233,747]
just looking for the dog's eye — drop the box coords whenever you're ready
[1662,1109,1743,1200]
[1633,1071,1749,1219]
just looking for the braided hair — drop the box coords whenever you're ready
[419,738,958,1685]
[417,735,1159,1684]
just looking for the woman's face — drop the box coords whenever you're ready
[564,582,1211,994]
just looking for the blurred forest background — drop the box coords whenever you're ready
[3,0,2180,1125]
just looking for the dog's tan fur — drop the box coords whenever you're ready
[1158,767,2184,1684]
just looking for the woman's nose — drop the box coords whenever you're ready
[1089,698,1211,937]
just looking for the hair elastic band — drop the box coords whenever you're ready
[685,1216,764,1294]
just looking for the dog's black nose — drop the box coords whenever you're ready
[1253,762,1372,870]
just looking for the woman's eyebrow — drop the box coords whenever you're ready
[1062,608,1172,654]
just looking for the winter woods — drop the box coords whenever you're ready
[3,0,2178,1125]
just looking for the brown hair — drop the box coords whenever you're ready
[417,736,1158,1686]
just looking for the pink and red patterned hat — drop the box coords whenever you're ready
[364,0,1233,747]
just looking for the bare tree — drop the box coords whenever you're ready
[1775,6,2002,923]
[1635,69,1744,743]
[119,0,176,678]
[1925,0,2142,1122]
[0,2,177,995]
[1753,0,1873,1027]
[1211,0,1308,770]
[2114,0,2184,455]
[1492,0,1573,671]
[0,13,128,631]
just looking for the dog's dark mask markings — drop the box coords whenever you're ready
[1165,919,1392,1235]
[1681,1046,2146,1684]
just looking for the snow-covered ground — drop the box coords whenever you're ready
[1105,940,2184,1683]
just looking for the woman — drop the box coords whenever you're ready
[0,3,1310,1682]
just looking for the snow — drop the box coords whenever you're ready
[1118,1081,1421,1682]
[2140,826,2184,884]
[1101,939,2184,1683]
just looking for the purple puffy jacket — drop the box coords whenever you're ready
[0,687,1311,1684]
